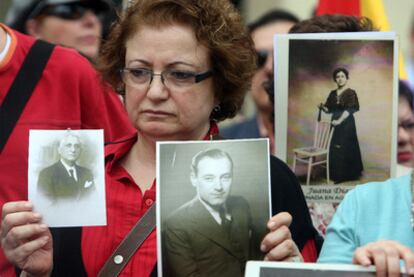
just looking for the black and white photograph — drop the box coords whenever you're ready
[156,139,271,277]
[28,129,106,227]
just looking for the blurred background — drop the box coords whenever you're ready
[1,0,413,56]
[1,0,413,122]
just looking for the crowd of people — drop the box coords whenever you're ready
[1,0,414,276]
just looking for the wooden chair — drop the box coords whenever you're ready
[292,119,334,185]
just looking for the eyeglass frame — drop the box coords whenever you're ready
[256,49,269,68]
[399,121,414,133]
[119,68,213,90]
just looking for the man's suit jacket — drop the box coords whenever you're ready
[163,196,258,277]
[37,161,94,200]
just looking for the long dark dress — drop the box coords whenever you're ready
[324,88,363,183]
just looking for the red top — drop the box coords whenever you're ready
[82,124,219,276]
[82,136,157,277]
[301,239,318,263]
[0,25,134,276]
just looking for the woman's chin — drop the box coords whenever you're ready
[398,160,414,168]
[138,122,181,139]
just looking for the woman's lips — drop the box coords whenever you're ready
[80,35,98,45]
[142,110,173,118]
[398,151,413,162]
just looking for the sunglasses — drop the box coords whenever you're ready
[34,3,103,20]
[256,50,269,68]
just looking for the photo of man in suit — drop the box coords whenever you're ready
[163,148,261,277]
[37,132,95,200]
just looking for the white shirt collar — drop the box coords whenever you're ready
[60,160,78,181]
[60,159,76,170]
[198,196,231,225]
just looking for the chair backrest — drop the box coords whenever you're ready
[313,119,334,149]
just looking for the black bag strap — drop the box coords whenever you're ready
[98,204,156,277]
[0,39,55,153]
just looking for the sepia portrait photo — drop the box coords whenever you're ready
[28,129,106,227]
[274,32,398,188]
[273,32,398,238]
[156,139,271,277]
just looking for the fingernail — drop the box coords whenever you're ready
[362,258,371,266]
[260,244,266,252]
[264,256,269,261]
[24,202,33,208]
[268,221,276,229]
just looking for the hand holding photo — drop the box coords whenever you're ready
[157,139,271,277]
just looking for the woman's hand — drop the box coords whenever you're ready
[331,119,341,126]
[260,212,303,262]
[353,240,414,277]
[332,110,350,126]
[1,201,53,276]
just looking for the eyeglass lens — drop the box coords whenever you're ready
[256,50,268,68]
[400,122,414,132]
[121,68,212,91]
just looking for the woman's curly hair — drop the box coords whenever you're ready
[97,0,256,122]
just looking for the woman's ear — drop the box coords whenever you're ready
[25,19,42,38]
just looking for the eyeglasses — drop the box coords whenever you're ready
[31,3,103,21]
[256,50,269,68]
[120,68,213,91]
[399,121,414,132]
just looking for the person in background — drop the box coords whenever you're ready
[1,0,318,276]
[289,14,375,33]
[0,21,134,275]
[406,16,414,92]
[5,0,111,61]
[397,80,414,173]
[318,172,414,276]
[220,9,299,154]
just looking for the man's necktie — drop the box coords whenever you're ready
[219,207,231,235]
[68,169,76,182]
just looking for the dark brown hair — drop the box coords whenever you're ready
[332,67,349,81]
[400,80,414,112]
[248,9,299,34]
[290,14,376,34]
[98,0,256,121]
